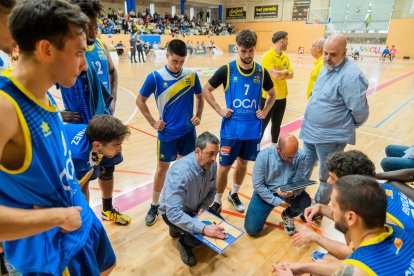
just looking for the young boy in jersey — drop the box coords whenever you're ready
[137,39,204,226]
[293,150,414,262]
[59,0,130,226]
[65,115,131,209]
[0,0,115,274]
[273,175,414,276]
[202,29,276,214]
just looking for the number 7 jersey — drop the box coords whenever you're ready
[221,60,264,140]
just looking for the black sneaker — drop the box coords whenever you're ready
[299,213,323,223]
[228,192,245,213]
[176,237,196,266]
[145,204,159,226]
[169,227,181,238]
[209,201,222,214]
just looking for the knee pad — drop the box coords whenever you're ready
[99,165,115,181]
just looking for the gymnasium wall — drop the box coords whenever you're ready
[386,18,414,58]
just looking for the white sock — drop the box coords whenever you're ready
[152,192,161,206]
[231,183,241,195]
[214,193,223,204]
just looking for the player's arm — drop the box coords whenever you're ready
[273,261,343,276]
[0,95,19,168]
[333,264,367,276]
[103,43,118,111]
[258,69,276,119]
[191,73,204,126]
[136,94,164,131]
[0,205,82,241]
[376,168,414,183]
[280,60,294,80]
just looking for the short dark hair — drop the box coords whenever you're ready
[335,175,386,229]
[9,0,89,53]
[272,31,288,44]
[70,0,104,19]
[326,150,376,178]
[86,115,131,145]
[236,29,257,48]
[0,0,15,14]
[167,39,187,57]
[196,131,219,150]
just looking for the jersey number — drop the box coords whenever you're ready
[244,84,250,96]
[94,61,103,75]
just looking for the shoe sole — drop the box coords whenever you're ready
[145,214,158,226]
[227,195,245,213]
[102,216,131,225]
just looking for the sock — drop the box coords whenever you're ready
[152,192,161,206]
[214,193,223,204]
[231,183,241,195]
[102,197,113,212]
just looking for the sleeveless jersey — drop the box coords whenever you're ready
[344,224,414,275]
[384,183,414,235]
[221,60,264,140]
[140,66,202,142]
[0,76,93,275]
[86,39,110,92]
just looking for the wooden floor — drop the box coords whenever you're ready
[54,52,414,275]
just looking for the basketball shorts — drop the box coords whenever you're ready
[157,129,196,162]
[219,138,261,166]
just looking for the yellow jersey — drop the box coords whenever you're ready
[261,48,293,100]
[306,56,323,99]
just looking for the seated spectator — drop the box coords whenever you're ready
[152,41,159,50]
[381,144,414,172]
[244,135,311,236]
[115,40,125,56]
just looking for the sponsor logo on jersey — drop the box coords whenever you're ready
[221,146,231,156]
[41,121,52,137]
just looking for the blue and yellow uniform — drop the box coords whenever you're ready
[219,60,264,166]
[384,183,414,235]
[140,66,202,161]
[344,224,414,275]
[86,38,110,92]
[0,75,115,274]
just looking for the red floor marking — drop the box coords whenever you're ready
[366,70,414,96]
[89,187,123,193]
[222,209,284,231]
[115,169,152,176]
[51,93,62,100]
[127,124,157,138]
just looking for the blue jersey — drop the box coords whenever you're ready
[344,224,414,275]
[384,183,414,235]
[140,66,202,142]
[221,60,264,140]
[86,39,110,92]
[0,75,93,274]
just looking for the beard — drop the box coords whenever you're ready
[87,38,95,46]
[240,56,253,66]
[334,217,349,234]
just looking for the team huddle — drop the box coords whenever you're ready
[0,0,413,275]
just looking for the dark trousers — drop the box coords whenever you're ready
[130,49,137,63]
[244,191,311,236]
[260,98,287,143]
[162,214,201,248]
[137,48,145,62]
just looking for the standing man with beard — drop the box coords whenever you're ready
[299,34,369,205]
[59,0,130,225]
[260,31,294,144]
[202,29,276,214]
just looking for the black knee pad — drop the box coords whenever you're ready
[99,165,115,181]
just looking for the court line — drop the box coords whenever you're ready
[115,169,152,176]
[366,70,414,96]
[128,124,157,138]
[356,130,403,143]
[373,95,414,128]
[118,86,139,125]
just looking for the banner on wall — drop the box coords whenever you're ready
[347,44,386,57]
[228,44,237,53]
[226,7,246,20]
[292,0,310,20]
[254,5,278,19]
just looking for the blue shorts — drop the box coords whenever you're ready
[158,129,195,162]
[68,216,116,275]
[219,138,261,166]
[89,152,123,181]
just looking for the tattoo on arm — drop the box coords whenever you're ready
[333,265,355,276]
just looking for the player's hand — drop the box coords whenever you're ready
[256,109,267,119]
[152,120,165,131]
[203,224,227,239]
[59,206,83,233]
[196,208,204,215]
[60,111,81,123]
[279,201,291,208]
[219,108,233,118]
[276,188,294,198]
[272,263,294,276]
[292,231,317,247]
[191,116,201,126]
[303,204,321,224]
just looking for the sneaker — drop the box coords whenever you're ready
[208,202,222,216]
[169,227,181,238]
[311,250,326,261]
[281,211,295,235]
[102,208,131,225]
[145,204,159,226]
[228,192,245,213]
[176,237,196,266]
[299,212,323,223]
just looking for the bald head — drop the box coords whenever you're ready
[277,134,298,162]
[323,34,347,69]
